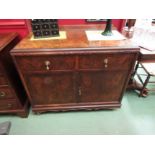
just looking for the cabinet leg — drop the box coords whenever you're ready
[34,112,41,115]
[17,111,29,118]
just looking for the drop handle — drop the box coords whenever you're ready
[104,58,108,68]
[0,91,5,98]
[7,103,12,108]
[78,87,82,96]
[45,61,51,70]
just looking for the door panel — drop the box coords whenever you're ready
[25,72,76,105]
[79,70,128,102]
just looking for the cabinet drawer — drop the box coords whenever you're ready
[0,99,19,110]
[79,54,134,70]
[16,55,76,72]
[0,87,15,100]
[0,76,8,86]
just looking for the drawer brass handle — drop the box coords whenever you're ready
[45,61,51,70]
[78,87,82,96]
[7,103,12,108]
[0,91,5,97]
[104,58,108,68]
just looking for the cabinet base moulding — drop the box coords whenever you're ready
[32,103,121,114]
[0,100,29,118]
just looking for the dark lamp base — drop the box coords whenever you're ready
[101,30,113,36]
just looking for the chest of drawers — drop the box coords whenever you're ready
[11,25,139,114]
[0,33,29,117]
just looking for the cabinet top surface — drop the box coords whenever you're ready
[13,24,139,52]
[0,32,17,52]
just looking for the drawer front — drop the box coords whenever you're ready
[0,87,15,100]
[79,53,134,70]
[0,99,19,110]
[16,55,76,72]
[0,76,8,86]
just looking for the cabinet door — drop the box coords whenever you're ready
[25,72,76,105]
[78,71,128,103]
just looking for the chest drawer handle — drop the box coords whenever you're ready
[45,61,51,70]
[7,103,12,108]
[104,58,108,68]
[78,87,82,96]
[0,91,5,98]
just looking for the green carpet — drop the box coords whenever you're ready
[0,90,155,135]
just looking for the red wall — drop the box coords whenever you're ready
[0,19,29,39]
[0,19,125,39]
[58,19,125,31]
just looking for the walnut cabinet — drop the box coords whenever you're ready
[11,25,139,113]
[0,33,28,117]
